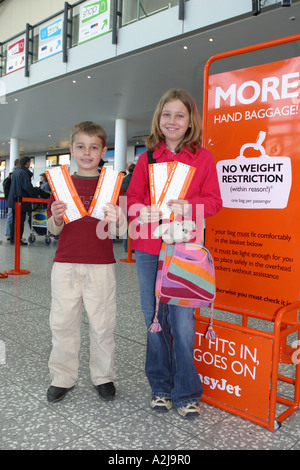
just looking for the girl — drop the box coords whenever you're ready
[126,89,222,418]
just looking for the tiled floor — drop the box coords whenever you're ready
[0,215,300,451]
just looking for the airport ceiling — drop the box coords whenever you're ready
[0,2,300,158]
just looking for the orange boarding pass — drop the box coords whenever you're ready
[87,167,124,220]
[148,161,196,219]
[45,165,87,223]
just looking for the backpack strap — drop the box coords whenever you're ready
[147,151,155,164]
[147,150,163,227]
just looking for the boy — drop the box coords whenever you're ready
[46,121,126,403]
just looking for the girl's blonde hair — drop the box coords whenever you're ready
[70,121,107,147]
[145,88,202,154]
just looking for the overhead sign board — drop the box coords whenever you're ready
[6,35,25,74]
[38,16,63,61]
[78,0,111,45]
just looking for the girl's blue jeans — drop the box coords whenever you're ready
[135,250,203,408]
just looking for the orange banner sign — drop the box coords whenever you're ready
[195,322,272,420]
[205,56,300,314]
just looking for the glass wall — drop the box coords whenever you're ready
[46,154,70,167]
[122,1,179,26]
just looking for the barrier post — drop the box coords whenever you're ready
[0,197,6,218]
[120,219,136,263]
[5,197,30,276]
[0,197,8,278]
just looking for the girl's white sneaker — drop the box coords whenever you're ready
[150,396,173,412]
[177,402,201,418]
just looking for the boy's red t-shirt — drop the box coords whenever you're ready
[47,174,115,264]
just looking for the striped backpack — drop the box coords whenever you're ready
[149,241,216,339]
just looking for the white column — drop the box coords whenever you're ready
[114,119,127,172]
[9,138,19,171]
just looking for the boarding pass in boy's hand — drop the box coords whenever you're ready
[45,165,87,223]
[87,167,124,220]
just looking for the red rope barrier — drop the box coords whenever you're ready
[3,197,49,276]
[5,199,30,275]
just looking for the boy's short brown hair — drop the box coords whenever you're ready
[70,121,107,147]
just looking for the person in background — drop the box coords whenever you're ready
[4,158,19,241]
[7,156,48,246]
[98,158,105,173]
[122,163,135,193]
[125,161,134,173]
[39,173,51,192]
[0,157,2,244]
[126,88,222,419]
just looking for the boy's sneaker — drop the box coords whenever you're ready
[47,385,74,403]
[95,382,116,401]
[150,396,173,412]
[177,402,201,419]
